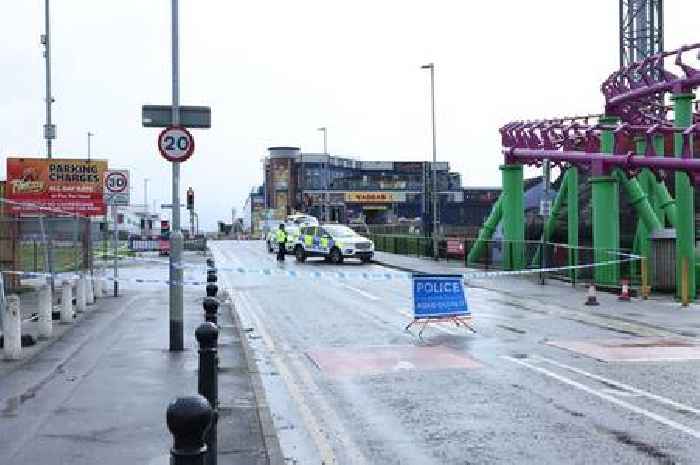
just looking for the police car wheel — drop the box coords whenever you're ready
[295,246,306,262]
[329,248,343,264]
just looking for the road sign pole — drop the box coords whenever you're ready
[170,0,184,351]
[112,201,119,297]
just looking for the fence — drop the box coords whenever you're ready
[368,233,640,286]
[0,215,97,293]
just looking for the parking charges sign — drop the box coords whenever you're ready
[412,274,469,319]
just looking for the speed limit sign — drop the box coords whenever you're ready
[158,126,195,162]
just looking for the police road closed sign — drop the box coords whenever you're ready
[412,274,469,318]
[104,170,130,206]
[158,126,195,162]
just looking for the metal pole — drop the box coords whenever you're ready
[170,0,184,351]
[540,159,550,285]
[112,203,118,297]
[422,63,439,259]
[43,0,55,292]
[87,132,93,161]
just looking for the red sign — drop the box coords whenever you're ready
[6,158,108,216]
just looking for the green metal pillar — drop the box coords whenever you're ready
[567,167,579,282]
[613,170,663,233]
[532,170,570,266]
[592,116,620,285]
[501,164,524,270]
[673,92,696,299]
[650,134,677,227]
[467,195,502,264]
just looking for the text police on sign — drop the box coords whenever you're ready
[158,126,195,162]
[411,274,470,318]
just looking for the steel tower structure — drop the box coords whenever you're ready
[619,0,663,69]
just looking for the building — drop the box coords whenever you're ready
[244,146,501,236]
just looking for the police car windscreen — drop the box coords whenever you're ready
[323,225,356,237]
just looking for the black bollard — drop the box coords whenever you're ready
[203,297,219,325]
[206,273,218,284]
[167,395,214,465]
[206,283,218,298]
[195,323,219,465]
[206,258,215,268]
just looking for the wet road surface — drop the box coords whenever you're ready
[211,240,700,465]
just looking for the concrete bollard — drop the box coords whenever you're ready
[196,323,219,465]
[167,395,214,465]
[76,274,87,313]
[94,271,104,299]
[203,297,219,325]
[38,285,52,339]
[205,283,218,298]
[61,280,73,323]
[86,274,95,305]
[3,295,22,360]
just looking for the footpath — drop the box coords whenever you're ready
[0,255,279,465]
[373,251,700,339]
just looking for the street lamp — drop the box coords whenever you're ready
[87,131,94,161]
[421,62,439,260]
[317,127,327,154]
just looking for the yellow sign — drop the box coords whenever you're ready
[344,192,405,203]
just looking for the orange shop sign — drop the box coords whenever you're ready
[344,191,405,203]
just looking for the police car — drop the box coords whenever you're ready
[267,214,319,253]
[294,224,374,264]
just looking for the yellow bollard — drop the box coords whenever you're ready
[640,257,649,300]
[682,257,689,308]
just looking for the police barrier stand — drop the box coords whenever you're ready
[3,295,21,360]
[203,297,219,326]
[405,274,475,338]
[196,323,219,465]
[167,395,214,465]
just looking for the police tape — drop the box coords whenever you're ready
[1,255,641,286]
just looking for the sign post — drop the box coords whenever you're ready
[406,274,475,338]
[104,170,129,297]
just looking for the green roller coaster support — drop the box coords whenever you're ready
[592,116,620,285]
[501,164,524,270]
[673,92,696,299]
[466,195,502,264]
[532,169,570,266]
[613,170,663,233]
[567,167,579,282]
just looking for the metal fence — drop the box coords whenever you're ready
[368,234,640,286]
[0,215,98,292]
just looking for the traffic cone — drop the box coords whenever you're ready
[585,284,599,306]
[618,279,631,302]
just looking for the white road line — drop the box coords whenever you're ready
[533,355,700,416]
[339,282,380,301]
[503,356,700,440]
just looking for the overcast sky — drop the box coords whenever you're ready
[2,1,699,229]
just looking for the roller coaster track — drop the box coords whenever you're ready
[500,43,700,182]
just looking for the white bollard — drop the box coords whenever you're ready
[76,274,87,313]
[96,272,104,298]
[61,280,73,323]
[86,273,95,305]
[38,285,52,339]
[92,274,101,299]
[3,295,21,360]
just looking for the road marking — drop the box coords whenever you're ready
[237,290,370,465]
[339,283,380,301]
[533,355,700,416]
[503,356,700,440]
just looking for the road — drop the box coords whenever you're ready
[211,240,700,465]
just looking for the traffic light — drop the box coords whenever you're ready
[186,187,194,211]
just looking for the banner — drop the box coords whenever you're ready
[6,158,108,215]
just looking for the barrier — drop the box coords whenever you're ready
[405,274,475,338]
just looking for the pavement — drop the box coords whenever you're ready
[0,252,273,465]
[210,240,700,465]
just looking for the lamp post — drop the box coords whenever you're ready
[421,63,439,260]
[87,132,94,161]
[317,127,328,221]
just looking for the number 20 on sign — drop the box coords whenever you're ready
[158,126,195,162]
